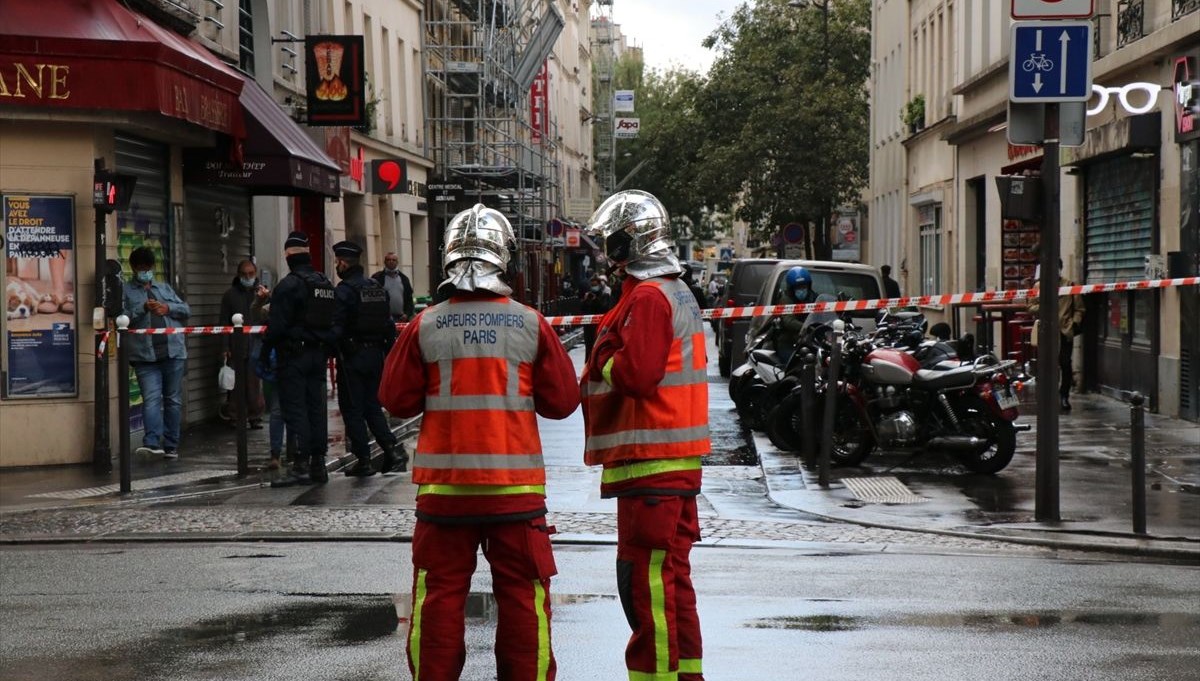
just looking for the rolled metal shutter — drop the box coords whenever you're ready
[182,185,253,423]
[1084,156,1154,284]
[114,134,170,436]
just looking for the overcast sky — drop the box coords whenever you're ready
[611,0,746,74]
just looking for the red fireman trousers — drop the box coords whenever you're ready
[616,495,704,681]
[408,518,558,681]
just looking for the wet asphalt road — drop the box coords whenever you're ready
[1,542,1197,681]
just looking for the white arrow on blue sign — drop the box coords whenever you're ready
[1009,21,1093,103]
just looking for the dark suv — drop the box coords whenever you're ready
[714,258,779,376]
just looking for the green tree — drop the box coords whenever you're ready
[700,0,870,258]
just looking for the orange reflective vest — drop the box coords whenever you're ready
[412,296,545,488]
[582,276,710,465]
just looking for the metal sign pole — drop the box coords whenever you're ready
[1035,103,1061,522]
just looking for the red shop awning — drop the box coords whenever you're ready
[0,0,245,136]
[183,74,342,197]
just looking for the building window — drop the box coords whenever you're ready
[238,0,255,76]
[917,203,942,296]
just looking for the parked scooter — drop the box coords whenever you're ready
[730,294,837,430]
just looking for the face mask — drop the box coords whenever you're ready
[590,285,601,292]
[385,265,399,273]
[239,277,256,288]
[136,270,153,284]
[794,285,809,298]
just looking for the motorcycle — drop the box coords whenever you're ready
[731,294,838,430]
[768,314,1028,473]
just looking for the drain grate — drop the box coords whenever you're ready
[27,470,237,499]
[841,476,928,505]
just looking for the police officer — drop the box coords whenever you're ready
[266,231,337,487]
[331,240,406,476]
[379,204,579,681]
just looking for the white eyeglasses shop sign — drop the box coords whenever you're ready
[1011,0,1094,19]
[614,90,635,112]
[614,117,641,138]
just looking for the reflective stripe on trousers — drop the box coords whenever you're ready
[407,519,556,681]
[616,495,704,681]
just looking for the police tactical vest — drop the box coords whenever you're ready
[351,280,391,338]
[297,271,336,330]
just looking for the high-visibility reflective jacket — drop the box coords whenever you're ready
[379,291,579,520]
[582,276,710,469]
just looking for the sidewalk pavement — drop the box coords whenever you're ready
[1,327,1197,560]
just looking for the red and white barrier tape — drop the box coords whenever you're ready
[114,276,1200,335]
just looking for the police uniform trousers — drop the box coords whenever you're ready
[407,517,558,681]
[276,345,328,461]
[616,494,704,681]
[336,344,397,462]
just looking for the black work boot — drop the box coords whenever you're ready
[344,458,376,477]
[270,464,311,488]
[1060,395,1072,411]
[381,444,408,473]
[310,457,329,484]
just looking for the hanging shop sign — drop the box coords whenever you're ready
[614,117,640,138]
[531,61,550,144]
[2,194,77,399]
[614,90,635,112]
[1174,55,1199,142]
[305,35,366,127]
[370,159,409,195]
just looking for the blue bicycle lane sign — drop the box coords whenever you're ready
[1009,20,1093,103]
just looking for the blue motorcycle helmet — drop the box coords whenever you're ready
[785,266,813,298]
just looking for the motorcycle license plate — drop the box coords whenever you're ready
[994,386,1019,410]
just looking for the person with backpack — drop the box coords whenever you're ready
[265,231,337,487]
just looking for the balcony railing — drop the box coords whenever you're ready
[1175,0,1200,21]
[1116,0,1144,49]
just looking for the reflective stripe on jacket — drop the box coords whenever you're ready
[583,276,710,465]
[413,296,545,487]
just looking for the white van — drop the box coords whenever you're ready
[743,260,886,345]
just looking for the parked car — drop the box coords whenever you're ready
[715,258,780,377]
[743,260,886,349]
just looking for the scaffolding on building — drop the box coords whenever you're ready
[590,1,616,198]
[423,0,565,305]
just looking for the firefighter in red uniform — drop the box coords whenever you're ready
[379,204,579,681]
[581,190,710,681]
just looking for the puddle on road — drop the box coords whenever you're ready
[747,615,860,631]
[744,611,1200,632]
[1,595,403,681]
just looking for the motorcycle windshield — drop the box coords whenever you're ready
[799,294,840,337]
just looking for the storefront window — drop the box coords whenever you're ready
[918,204,942,296]
[1132,291,1152,346]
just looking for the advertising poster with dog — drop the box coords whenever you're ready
[3,195,77,397]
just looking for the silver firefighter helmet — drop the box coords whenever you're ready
[586,190,673,265]
[442,204,515,273]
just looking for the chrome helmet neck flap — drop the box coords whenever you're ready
[442,203,515,273]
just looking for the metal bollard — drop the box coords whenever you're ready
[232,314,249,477]
[115,316,132,494]
[818,321,845,488]
[1129,391,1147,535]
[800,352,817,459]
